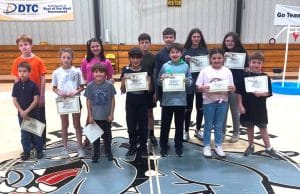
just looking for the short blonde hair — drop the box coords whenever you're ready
[16,34,33,45]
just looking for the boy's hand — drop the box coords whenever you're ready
[107,114,114,122]
[253,92,268,97]
[88,116,94,124]
[20,110,29,119]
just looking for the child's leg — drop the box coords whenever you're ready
[102,121,112,155]
[195,92,204,130]
[214,102,228,147]
[174,106,185,150]
[137,104,148,149]
[184,93,194,132]
[160,107,174,150]
[202,103,216,147]
[247,127,255,145]
[72,113,83,148]
[126,105,138,148]
[259,127,271,148]
[60,114,69,148]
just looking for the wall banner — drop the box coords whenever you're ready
[0,0,73,21]
[274,4,300,26]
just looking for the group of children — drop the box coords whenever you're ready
[11,27,280,161]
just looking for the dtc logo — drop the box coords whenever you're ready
[3,3,38,14]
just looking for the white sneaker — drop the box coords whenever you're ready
[183,131,190,141]
[194,129,203,140]
[61,149,69,159]
[215,146,226,158]
[77,148,86,158]
[203,146,212,158]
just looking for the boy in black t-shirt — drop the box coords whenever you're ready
[121,48,151,157]
[237,52,280,159]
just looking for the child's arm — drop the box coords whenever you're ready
[86,98,95,124]
[120,75,126,94]
[253,92,269,97]
[147,75,152,91]
[107,96,115,122]
[237,94,246,114]
[39,74,46,107]
[52,86,65,97]
[13,95,39,119]
[67,85,84,97]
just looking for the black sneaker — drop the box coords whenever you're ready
[126,146,137,157]
[244,145,255,156]
[21,152,30,161]
[176,148,183,157]
[36,151,43,159]
[92,155,99,163]
[150,135,158,146]
[107,153,113,161]
[265,148,281,159]
[160,149,168,157]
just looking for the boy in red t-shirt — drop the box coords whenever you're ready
[11,34,47,147]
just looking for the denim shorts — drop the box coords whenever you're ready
[241,121,267,129]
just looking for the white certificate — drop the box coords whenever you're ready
[189,55,209,72]
[21,117,45,137]
[208,80,229,92]
[224,52,246,69]
[245,75,269,93]
[125,72,149,92]
[56,96,80,115]
[83,123,104,143]
[162,73,185,92]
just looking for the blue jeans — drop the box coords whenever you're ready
[203,101,228,147]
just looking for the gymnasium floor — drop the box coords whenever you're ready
[0,82,300,194]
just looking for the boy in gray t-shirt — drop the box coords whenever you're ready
[84,64,116,163]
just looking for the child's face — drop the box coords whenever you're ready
[210,53,224,69]
[163,34,175,45]
[93,70,106,82]
[191,32,201,46]
[90,41,101,56]
[60,52,72,68]
[169,48,182,63]
[224,36,235,50]
[139,40,151,52]
[18,67,30,81]
[129,57,142,68]
[18,40,32,56]
[249,59,263,73]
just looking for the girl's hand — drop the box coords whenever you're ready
[239,105,246,114]
[185,55,191,62]
[201,85,210,92]
[228,85,235,92]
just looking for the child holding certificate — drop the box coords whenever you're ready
[196,48,235,158]
[158,43,192,157]
[121,47,151,157]
[222,32,249,143]
[52,48,85,159]
[237,52,280,159]
[84,64,116,162]
[182,28,209,141]
[12,62,43,160]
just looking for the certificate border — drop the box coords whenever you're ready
[244,75,269,93]
[162,73,186,92]
[224,52,246,69]
[56,96,80,115]
[125,72,149,92]
[190,55,209,73]
[21,117,45,137]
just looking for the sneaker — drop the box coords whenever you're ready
[61,149,69,159]
[229,133,240,143]
[203,146,212,158]
[36,151,43,159]
[141,147,148,158]
[265,148,281,159]
[194,129,203,140]
[92,155,98,163]
[150,135,158,146]
[125,146,137,157]
[160,148,168,157]
[21,152,30,161]
[183,131,190,141]
[107,152,114,161]
[176,148,183,157]
[77,148,86,158]
[244,145,255,156]
[215,146,226,158]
